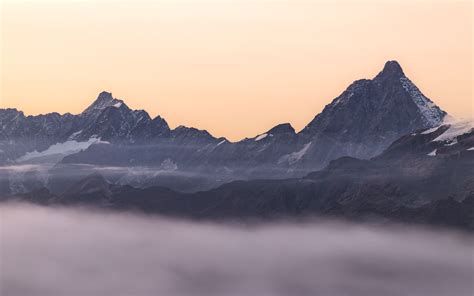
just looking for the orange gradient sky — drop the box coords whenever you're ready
[1,0,472,141]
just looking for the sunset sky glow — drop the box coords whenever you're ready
[1,0,472,141]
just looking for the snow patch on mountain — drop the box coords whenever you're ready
[255,133,269,141]
[467,147,474,151]
[216,139,227,146]
[432,119,473,142]
[445,139,457,146]
[399,77,444,127]
[421,127,439,135]
[17,137,109,163]
[427,149,437,156]
[279,142,312,165]
[68,130,83,140]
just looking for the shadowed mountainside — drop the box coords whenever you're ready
[6,125,473,230]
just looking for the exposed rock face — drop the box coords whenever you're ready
[297,60,446,169]
[74,91,171,143]
[0,109,78,161]
[0,92,173,164]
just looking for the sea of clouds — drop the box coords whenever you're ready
[0,203,472,296]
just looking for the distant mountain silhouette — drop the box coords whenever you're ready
[0,61,449,192]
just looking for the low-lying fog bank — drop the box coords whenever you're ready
[1,203,472,296]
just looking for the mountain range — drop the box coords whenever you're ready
[1,61,448,191]
[1,60,473,229]
[7,121,474,229]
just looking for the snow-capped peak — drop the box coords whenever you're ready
[82,91,126,115]
[278,142,312,165]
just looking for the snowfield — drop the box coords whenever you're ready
[17,137,109,163]
[432,119,473,142]
[255,133,269,141]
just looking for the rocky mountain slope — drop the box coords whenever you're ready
[297,61,446,168]
[5,124,473,230]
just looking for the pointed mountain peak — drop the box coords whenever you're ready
[375,60,405,80]
[301,60,446,141]
[151,115,170,131]
[383,60,404,74]
[98,91,113,101]
[83,91,126,114]
[268,123,296,134]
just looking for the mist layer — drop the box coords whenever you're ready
[1,203,472,296]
